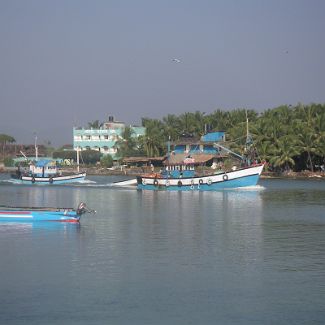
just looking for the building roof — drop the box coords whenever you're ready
[165,153,216,165]
[123,156,166,164]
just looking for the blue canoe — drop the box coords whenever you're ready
[0,202,94,222]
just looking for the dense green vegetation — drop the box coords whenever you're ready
[100,154,114,168]
[0,134,16,158]
[137,103,325,172]
[53,150,102,165]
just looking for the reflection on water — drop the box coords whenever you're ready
[1,176,325,324]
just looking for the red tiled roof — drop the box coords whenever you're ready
[165,153,216,165]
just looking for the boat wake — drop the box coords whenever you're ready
[1,179,21,185]
[108,183,137,189]
[227,185,265,191]
[75,179,97,184]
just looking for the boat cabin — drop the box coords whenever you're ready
[28,160,59,177]
[162,163,196,178]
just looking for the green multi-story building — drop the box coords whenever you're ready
[73,116,145,160]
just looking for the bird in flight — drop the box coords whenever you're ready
[172,58,181,63]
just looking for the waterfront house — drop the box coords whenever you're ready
[122,131,228,170]
[73,116,145,160]
[173,132,226,155]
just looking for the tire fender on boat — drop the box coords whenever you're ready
[142,179,146,185]
[223,174,228,181]
[49,177,54,184]
[165,180,170,187]
[207,178,212,185]
[190,179,195,190]
[32,177,36,184]
[199,179,203,185]
[154,179,159,186]
[177,180,182,187]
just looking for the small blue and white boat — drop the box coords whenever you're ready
[11,159,86,185]
[0,202,94,222]
[11,138,86,185]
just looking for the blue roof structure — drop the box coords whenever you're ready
[34,159,53,167]
[201,132,225,142]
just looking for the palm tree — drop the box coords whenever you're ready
[140,118,166,157]
[115,126,138,159]
[293,105,319,172]
[0,134,16,159]
[162,114,182,141]
[207,109,229,131]
[270,135,301,171]
[256,141,274,167]
[87,120,103,129]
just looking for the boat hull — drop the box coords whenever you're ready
[16,173,86,185]
[137,164,264,191]
[0,210,80,222]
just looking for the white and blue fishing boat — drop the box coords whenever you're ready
[0,202,94,223]
[136,161,264,191]
[136,122,264,191]
[11,159,86,185]
[11,139,86,185]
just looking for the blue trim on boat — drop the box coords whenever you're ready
[137,173,260,191]
[0,210,80,222]
[19,173,86,185]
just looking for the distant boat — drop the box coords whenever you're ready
[11,138,86,185]
[11,159,86,185]
[0,202,95,222]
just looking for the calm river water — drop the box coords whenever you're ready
[0,174,324,324]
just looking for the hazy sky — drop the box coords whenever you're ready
[1,0,324,146]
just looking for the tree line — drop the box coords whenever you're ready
[129,103,325,172]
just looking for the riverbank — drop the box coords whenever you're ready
[261,170,325,179]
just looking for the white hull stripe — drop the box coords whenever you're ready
[0,214,33,218]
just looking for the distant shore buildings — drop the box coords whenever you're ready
[73,116,145,159]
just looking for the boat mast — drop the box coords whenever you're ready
[246,110,249,142]
[77,146,80,172]
[167,136,171,159]
[34,133,38,161]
